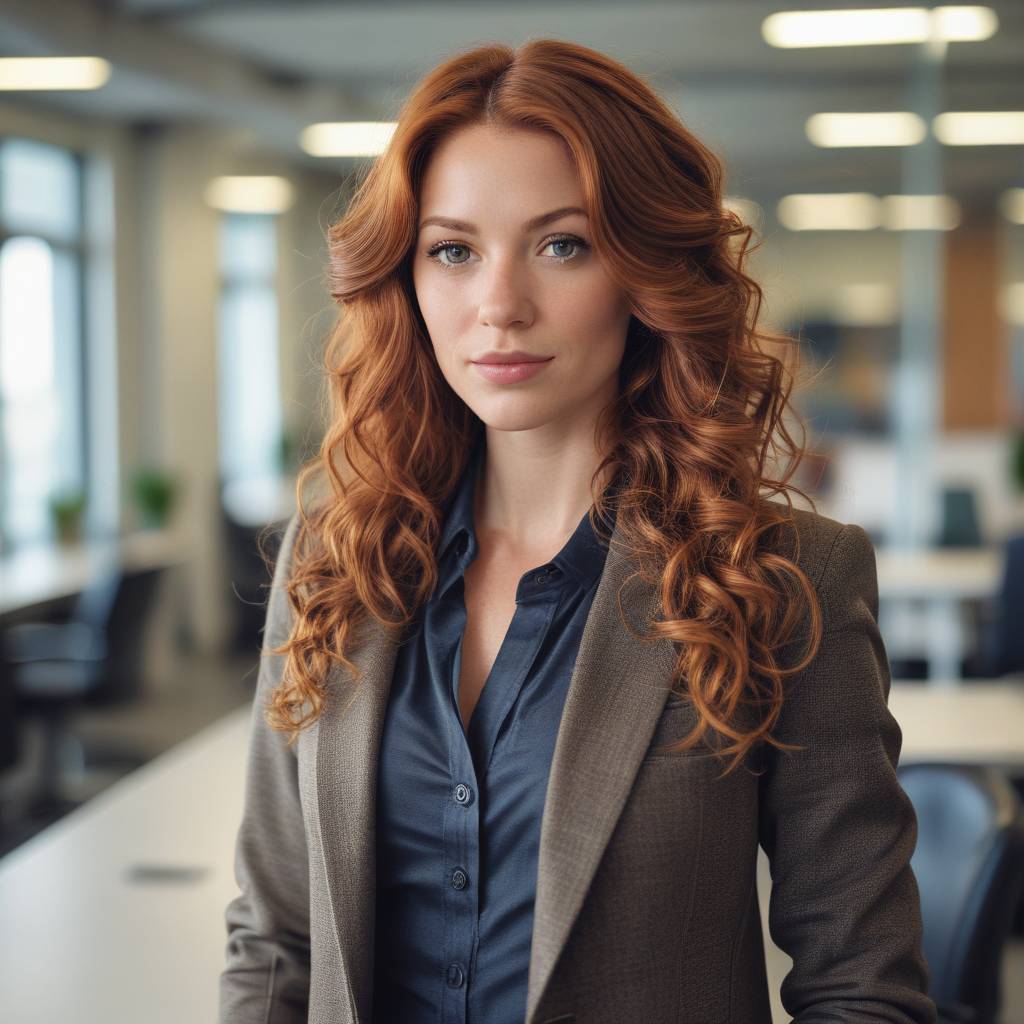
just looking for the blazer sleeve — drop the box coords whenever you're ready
[757,523,938,1024]
[219,511,311,1024]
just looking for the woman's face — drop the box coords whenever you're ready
[412,123,632,436]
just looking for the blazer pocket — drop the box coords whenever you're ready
[644,698,710,760]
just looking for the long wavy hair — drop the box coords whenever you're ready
[262,37,824,778]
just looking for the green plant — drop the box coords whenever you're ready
[278,429,297,473]
[130,465,180,528]
[49,488,87,544]
[1013,429,1024,494]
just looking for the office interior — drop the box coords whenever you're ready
[0,2,1023,1022]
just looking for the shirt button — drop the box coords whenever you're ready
[452,867,469,890]
[454,783,473,805]
[446,963,465,988]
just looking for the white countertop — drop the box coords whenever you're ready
[2,679,1022,1022]
[0,705,250,1024]
[0,528,188,615]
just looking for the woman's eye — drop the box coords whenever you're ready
[430,242,471,268]
[544,237,583,260]
[424,234,589,271]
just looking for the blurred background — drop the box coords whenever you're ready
[0,2,1022,1022]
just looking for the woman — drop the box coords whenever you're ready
[219,38,937,1024]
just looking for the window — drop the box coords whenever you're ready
[217,213,282,487]
[0,137,86,548]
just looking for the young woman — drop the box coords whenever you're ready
[219,38,937,1024]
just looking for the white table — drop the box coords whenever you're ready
[0,705,251,1024]
[874,547,1004,683]
[0,529,188,616]
[2,682,1022,1023]
[889,679,1024,766]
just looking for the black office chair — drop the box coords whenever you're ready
[985,533,1024,676]
[221,503,286,656]
[2,565,166,818]
[0,655,21,841]
[898,762,1024,1024]
[0,655,18,770]
[936,486,983,548]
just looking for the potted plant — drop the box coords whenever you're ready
[130,465,180,530]
[49,488,87,545]
[277,428,297,474]
[1013,428,1024,494]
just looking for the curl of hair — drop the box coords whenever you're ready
[261,37,824,779]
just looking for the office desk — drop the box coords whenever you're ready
[0,529,188,616]
[875,547,1004,683]
[2,681,1022,1023]
[889,678,1024,767]
[0,704,251,1024]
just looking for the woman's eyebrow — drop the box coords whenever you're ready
[418,205,587,234]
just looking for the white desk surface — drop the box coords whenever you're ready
[2,680,1022,1023]
[874,546,1003,601]
[0,529,188,615]
[0,704,252,1024]
[889,678,1024,765]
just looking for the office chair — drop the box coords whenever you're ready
[221,503,285,656]
[936,487,983,548]
[2,565,166,818]
[0,656,21,842]
[985,533,1024,675]
[0,655,18,772]
[898,762,1024,1024]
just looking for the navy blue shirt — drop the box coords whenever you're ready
[372,436,615,1023]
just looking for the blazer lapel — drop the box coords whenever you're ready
[314,517,679,1024]
[316,613,400,1023]
[524,524,679,1024]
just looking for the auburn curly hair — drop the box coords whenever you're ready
[260,37,823,779]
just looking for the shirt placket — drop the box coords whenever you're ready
[438,559,567,1023]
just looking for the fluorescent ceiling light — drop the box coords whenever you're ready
[300,122,396,158]
[0,56,111,91]
[806,112,927,147]
[809,110,1024,147]
[778,193,959,231]
[762,6,997,48]
[835,283,899,326]
[881,194,960,230]
[933,111,1024,144]
[999,188,1024,224]
[777,193,882,230]
[204,176,295,214]
[999,283,1024,327]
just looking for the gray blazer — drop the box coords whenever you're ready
[219,506,938,1024]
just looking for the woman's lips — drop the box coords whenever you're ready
[471,357,554,384]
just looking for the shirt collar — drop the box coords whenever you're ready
[434,434,619,597]
[433,434,484,600]
[550,497,616,590]
[437,431,485,565]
